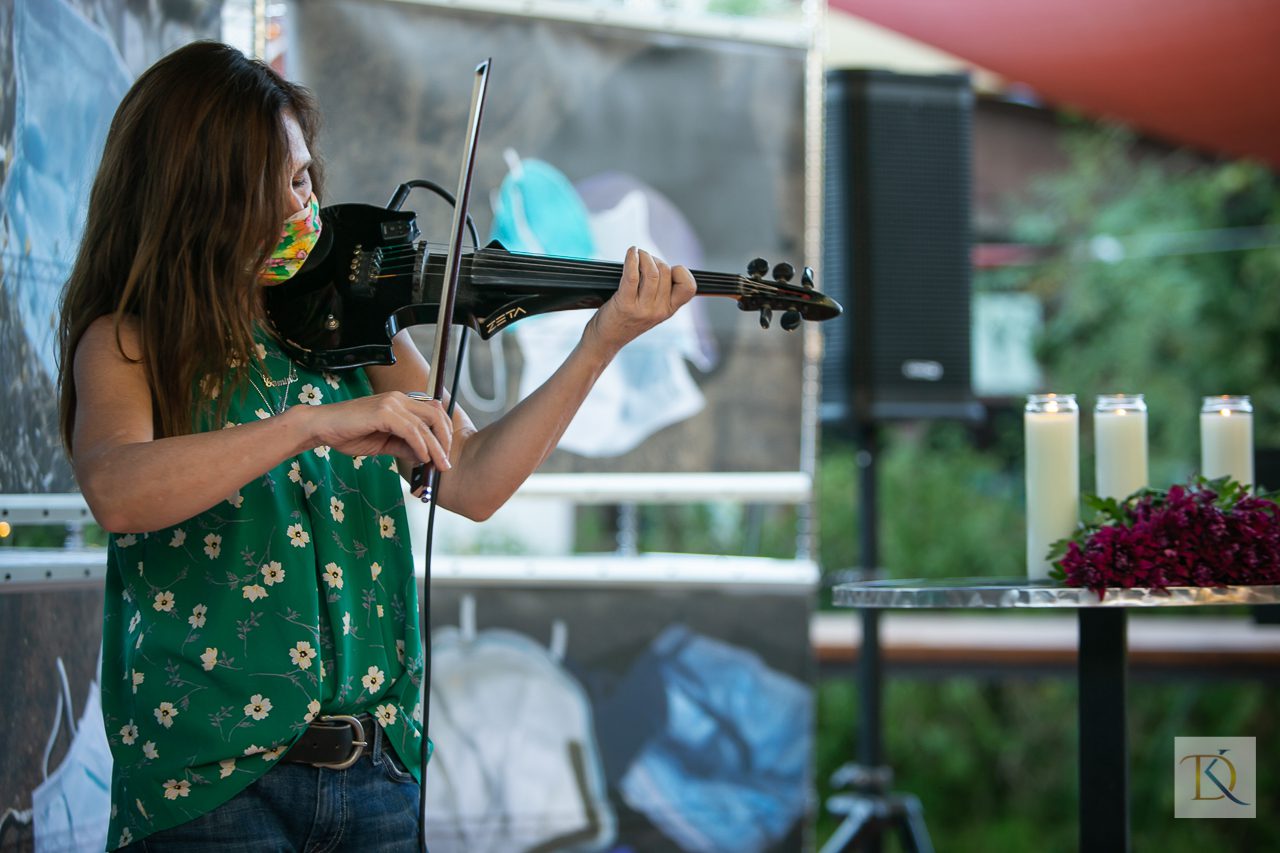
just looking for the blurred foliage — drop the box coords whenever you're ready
[815,676,1280,852]
[995,126,1280,489]
[811,126,1280,850]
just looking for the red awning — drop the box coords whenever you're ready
[829,0,1280,169]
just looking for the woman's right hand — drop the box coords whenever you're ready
[300,392,453,471]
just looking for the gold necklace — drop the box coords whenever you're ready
[250,358,297,416]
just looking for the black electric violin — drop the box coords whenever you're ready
[264,201,842,372]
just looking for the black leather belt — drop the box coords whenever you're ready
[284,713,372,770]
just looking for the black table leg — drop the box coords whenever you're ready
[1078,608,1129,852]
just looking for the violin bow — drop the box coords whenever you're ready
[411,59,490,853]
[409,59,491,501]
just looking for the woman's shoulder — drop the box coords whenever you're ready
[79,313,144,364]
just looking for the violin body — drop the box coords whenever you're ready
[264,202,841,371]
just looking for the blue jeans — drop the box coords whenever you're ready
[123,721,422,852]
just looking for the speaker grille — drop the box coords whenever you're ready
[822,70,978,424]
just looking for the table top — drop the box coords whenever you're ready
[832,577,1280,609]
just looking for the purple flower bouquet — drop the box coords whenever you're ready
[1050,477,1280,598]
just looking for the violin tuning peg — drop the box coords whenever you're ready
[759,307,773,329]
[802,266,815,289]
[747,257,769,279]
[780,310,802,331]
[772,262,795,283]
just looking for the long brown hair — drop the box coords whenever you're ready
[58,41,325,452]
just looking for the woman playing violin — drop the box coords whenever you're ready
[58,40,695,852]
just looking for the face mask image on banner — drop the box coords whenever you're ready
[490,153,711,458]
[424,596,616,853]
[614,624,812,853]
[31,656,113,853]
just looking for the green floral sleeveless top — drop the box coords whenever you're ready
[101,330,429,850]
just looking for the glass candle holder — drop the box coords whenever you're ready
[1025,394,1079,580]
[1200,395,1253,488]
[1093,394,1148,500]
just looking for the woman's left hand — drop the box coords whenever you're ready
[582,247,697,357]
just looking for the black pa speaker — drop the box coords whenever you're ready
[821,69,982,425]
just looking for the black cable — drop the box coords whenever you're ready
[390,180,478,853]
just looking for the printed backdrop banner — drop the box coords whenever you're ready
[0,0,223,493]
[290,0,809,474]
[424,582,815,853]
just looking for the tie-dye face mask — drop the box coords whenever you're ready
[259,194,321,284]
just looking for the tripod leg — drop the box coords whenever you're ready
[894,794,934,853]
[819,797,877,853]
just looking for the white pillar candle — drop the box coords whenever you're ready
[1025,394,1079,580]
[1094,394,1148,500]
[1200,396,1253,488]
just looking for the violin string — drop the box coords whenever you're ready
[349,244,817,304]
[366,242,798,289]
[370,254,791,294]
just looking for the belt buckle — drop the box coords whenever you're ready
[313,714,368,770]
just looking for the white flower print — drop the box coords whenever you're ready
[111,804,117,819]
[223,421,237,429]
[203,533,222,559]
[136,798,149,820]
[377,604,385,618]
[119,722,138,745]
[153,591,175,612]
[323,563,343,589]
[304,699,321,723]
[289,641,316,670]
[361,666,385,693]
[396,639,405,663]
[242,584,268,602]
[227,490,244,508]
[135,632,144,650]
[201,647,218,671]
[298,383,323,405]
[255,342,268,362]
[154,702,178,728]
[288,461,302,484]
[128,612,141,633]
[188,603,207,628]
[378,515,396,539]
[375,704,398,727]
[255,407,272,420]
[244,694,272,721]
[169,528,186,548]
[137,561,144,576]
[115,534,137,548]
[313,445,330,460]
[323,371,340,390]
[342,612,352,636]
[261,744,288,761]
[287,524,310,548]
[319,660,326,680]
[162,779,191,800]
[303,480,317,498]
[260,561,285,586]
[119,828,133,847]
[200,373,220,400]
[243,744,265,756]
[330,497,345,522]
[352,455,365,469]
[132,670,145,693]
[370,562,382,581]
[142,741,158,760]
[412,703,423,724]
[220,758,236,778]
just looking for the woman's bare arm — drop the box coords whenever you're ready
[71,315,453,533]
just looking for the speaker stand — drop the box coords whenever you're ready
[821,421,934,853]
